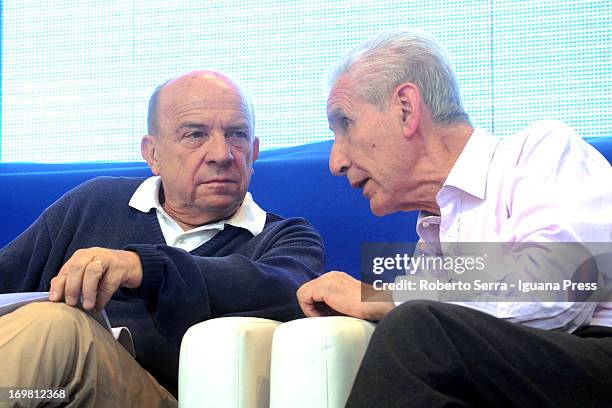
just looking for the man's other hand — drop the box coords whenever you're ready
[49,247,143,312]
[296,271,395,321]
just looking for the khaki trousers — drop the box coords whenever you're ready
[0,302,177,408]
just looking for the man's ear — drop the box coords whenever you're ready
[252,137,260,162]
[141,135,160,175]
[393,82,421,138]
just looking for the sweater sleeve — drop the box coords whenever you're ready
[0,177,115,293]
[0,212,57,293]
[124,218,325,347]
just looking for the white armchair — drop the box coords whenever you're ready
[178,316,375,408]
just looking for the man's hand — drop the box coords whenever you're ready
[296,271,395,321]
[49,247,143,312]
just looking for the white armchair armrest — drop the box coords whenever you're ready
[269,316,376,408]
[179,317,281,408]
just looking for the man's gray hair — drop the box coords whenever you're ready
[330,29,469,124]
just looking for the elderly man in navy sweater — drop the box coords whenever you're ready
[0,71,325,406]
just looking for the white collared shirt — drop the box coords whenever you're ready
[396,120,612,331]
[128,176,267,252]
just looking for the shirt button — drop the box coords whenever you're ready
[422,222,430,228]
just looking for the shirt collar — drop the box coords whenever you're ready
[440,127,500,201]
[129,176,266,237]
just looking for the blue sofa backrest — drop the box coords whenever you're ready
[2,137,611,276]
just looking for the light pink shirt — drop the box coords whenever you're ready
[398,120,612,331]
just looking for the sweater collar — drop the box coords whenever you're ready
[129,176,266,237]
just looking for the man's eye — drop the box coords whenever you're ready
[185,131,205,140]
[227,131,248,139]
[341,117,351,130]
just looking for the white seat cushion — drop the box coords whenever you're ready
[179,317,281,408]
[270,316,376,408]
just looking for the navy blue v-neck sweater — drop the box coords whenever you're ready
[0,177,325,392]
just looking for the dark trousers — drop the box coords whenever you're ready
[346,300,612,408]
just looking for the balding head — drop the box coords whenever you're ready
[147,71,255,137]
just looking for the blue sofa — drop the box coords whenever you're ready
[2,137,612,278]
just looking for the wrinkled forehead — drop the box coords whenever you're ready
[158,74,253,124]
[326,74,358,120]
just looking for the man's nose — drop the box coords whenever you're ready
[206,135,234,164]
[329,141,350,176]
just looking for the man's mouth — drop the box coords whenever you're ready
[204,178,237,184]
[351,178,369,189]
